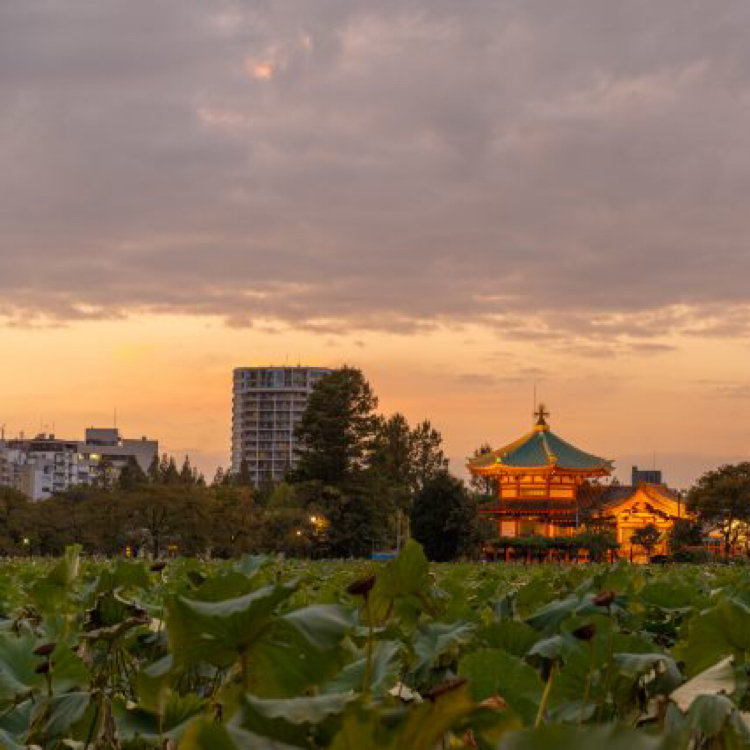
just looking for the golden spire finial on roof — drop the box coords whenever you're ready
[534,403,550,430]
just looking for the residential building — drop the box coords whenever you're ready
[231,366,333,484]
[0,427,158,500]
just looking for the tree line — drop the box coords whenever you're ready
[0,367,482,560]
[3,365,747,562]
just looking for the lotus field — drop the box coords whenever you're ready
[1,544,750,749]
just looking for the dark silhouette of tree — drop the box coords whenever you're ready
[410,420,449,493]
[294,367,378,485]
[411,471,478,561]
[669,518,703,552]
[117,457,148,490]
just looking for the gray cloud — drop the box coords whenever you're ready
[2,1,750,340]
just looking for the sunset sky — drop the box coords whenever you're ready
[2,1,750,488]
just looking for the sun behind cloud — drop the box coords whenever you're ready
[245,58,274,80]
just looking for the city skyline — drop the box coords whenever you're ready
[0,326,746,490]
[2,2,750,489]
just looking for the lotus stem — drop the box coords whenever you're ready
[363,594,374,700]
[535,662,556,728]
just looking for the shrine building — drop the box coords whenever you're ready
[467,405,684,560]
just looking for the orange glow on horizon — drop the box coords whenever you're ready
[0,313,748,489]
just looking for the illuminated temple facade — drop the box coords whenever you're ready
[467,406,684,560]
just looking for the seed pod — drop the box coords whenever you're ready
[424,677,468,702]
[572,623,596,641]
[33,642,56,657]
[593,590,616,607]
[150,561,167,572]
[346,574,376,597]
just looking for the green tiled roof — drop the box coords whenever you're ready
[469,427,612,472]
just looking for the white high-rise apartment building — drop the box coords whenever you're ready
[231,366,333,485]
[0,427,158,500]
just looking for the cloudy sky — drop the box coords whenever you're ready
[2,0,750,486]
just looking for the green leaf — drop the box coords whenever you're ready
[675,597,750,676]
[235,554,272,579]
[136,655,173,716]
[96,560,151,592]
[247,622,348,698]
[639,580,697,612]
[0,634,44,706]
[237,693,353,747]
[167,581,297,667]
[116,693,204,742]
[685,694,750,743]
[281,605,356,650]
[243,692,354,724]
[32,692,90,739]
[525,596,581,633]
[480,618,540,657]
[527,635,565,663]
[329,709,395,750]
[411,621,476,681]
[50,642,89,694]
[395,681,487,750]
[0,727,25,750]
[47,545,82,588]
[180,719,241,750]
[500,724,662,750]
[370,540,434,620]
[188,571,257,602]
[323,640,402,696]
[499,724,664,750]
[459,648,543,724]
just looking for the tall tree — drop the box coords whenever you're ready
[411,471,478,562]
[370,414,414,549]
[410,420,449,493]
[688,462,750,559]
[117,457,148,490]
[179,456,204,486]
[669,518,703,553]
[294,367,379,485]
[147,454,161,483]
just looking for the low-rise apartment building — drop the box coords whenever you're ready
[0,427,158,500]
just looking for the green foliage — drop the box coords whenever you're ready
[294,366,380,485]
[669,518,703,551]
[1,545,750,747]
[290,368,453,557]
[630,523,662,562]
[689,462,750,557]
[411,471,478,561]
[489,531,619,562]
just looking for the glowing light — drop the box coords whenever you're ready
[310,515,318,523]
[245,59,274,80]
